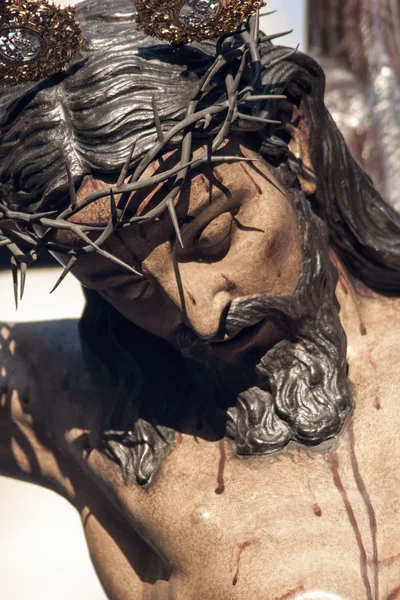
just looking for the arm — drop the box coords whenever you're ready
[0,321,35,481]
[0,319,84,498]
[0,318,172,598]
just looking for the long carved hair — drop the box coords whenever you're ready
[1,0,400,484]
[1,0,399,291]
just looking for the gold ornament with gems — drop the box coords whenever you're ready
[0,0,85,87]
[133,0,265,44]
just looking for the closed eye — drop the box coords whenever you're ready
[193,211,233,260]
[175,200,240,262]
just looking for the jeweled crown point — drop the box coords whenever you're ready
[0,0,86,87]
[132,0,265,44]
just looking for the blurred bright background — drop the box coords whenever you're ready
[0,1,306,598]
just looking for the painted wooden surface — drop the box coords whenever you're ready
[0,2,306,599]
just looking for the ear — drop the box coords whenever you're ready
[278,101,317,196]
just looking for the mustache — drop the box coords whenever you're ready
[174,294,298,357]
[223,295,295,339]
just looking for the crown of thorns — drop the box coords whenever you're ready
[0,11,295,308]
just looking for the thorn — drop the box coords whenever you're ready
[109,188,121,225]
[99,249,142,277]
[204,113,213,129]
[236,112,281,125]
[20,262,27,300]
[259,10,277,17]
[267,46,299,70]
[264,30,293,42]
[199,47,243,94]
[110,188,117,218]
[230,47,249,95]
[152,93,165,143]
[244,94,287,102]
[10,256,18,310]
[215,26,247,58]
[167,199,184,248]
[206,142,212,163]
[65,162,77,208]
[28,210,58,219]
[79,232,143,277]
[217,91,238,142]
[50,256,78,294]
[29,248,39,262]
[251,10,260,42]
[117,142,136,188]
[209,156,260,164]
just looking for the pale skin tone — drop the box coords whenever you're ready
[60,140,301,349]
[1,140,400,599]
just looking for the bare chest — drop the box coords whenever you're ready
[87,407,400,599]
[81,306,400,600]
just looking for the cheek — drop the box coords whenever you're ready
[229,198,302,296]
[263,219,301,272]
[100,287,182,341]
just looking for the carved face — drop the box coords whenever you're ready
[62,140,302,361]
[43,136,351,460]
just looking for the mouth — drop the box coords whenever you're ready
[211,319,283,358]
[212,320,265,351]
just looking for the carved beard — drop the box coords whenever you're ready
[101,254,352,486]
[100,186,353,484]
[174,265,352,456]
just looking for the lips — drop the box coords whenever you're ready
[212,319,266,352]
[211,319,284,359]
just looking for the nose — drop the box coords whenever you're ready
[180,278,232,341]
[143,247,234,341]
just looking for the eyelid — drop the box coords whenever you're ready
[178,197,240,246]
[194,212,233,251]
[176,210,236,263]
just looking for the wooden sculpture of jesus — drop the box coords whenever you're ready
[1,0,400,598]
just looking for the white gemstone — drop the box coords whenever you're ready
[177,0,220,27]
[0,28,44,64]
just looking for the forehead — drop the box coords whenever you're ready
[75,139,286,226]
[48,138,297,299]
[55,138,288,256]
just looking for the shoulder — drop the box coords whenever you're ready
[1,319,85,419]
[0,319,104,498]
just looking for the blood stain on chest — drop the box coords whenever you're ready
[371,551,400,568]
[367,344,381,409]
[327,420,380,600]
[274,585,305,600]
[348,421,379,600]
[215,439,226,495]
[388,586,400,600]
[312,503,322,517]
[232,539,257,586]
[328,450,373,600]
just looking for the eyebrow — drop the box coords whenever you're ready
[185,183,249,222]
[124,159,254,230]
